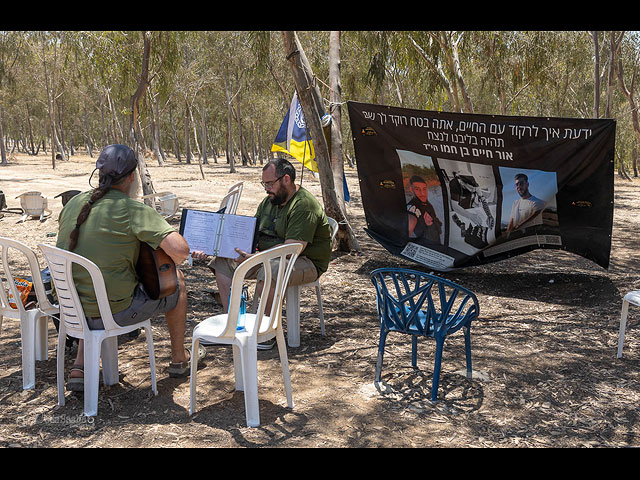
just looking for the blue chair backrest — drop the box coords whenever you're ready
[370,268,479,339]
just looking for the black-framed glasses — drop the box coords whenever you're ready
[261,174,285,189]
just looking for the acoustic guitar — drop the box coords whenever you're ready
[136,242,178,300]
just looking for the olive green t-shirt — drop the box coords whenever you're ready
[56,189,175,317]
[255,186,332,276]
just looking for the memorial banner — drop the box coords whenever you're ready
[347,101,616,271]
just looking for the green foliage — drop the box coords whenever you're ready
[0,31,639,171]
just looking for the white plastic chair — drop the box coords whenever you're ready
[218,182,243,215]
[0,237,58,389]
[618,291,640,358]
[189,243,303,427]
[140,191,179,219]
[16,192,52,222]
[38,244,157,417]
[285,217,339,347]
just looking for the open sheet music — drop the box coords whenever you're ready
[179,208,257,259]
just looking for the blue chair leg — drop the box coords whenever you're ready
[375,329,389,383]
[464,325,472,379]
[431,338,445,402]
[411,335,418,368]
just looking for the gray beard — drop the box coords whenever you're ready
[126,170,142,199]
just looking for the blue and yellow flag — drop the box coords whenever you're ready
[271,92,318,173]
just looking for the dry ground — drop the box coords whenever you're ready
[1,151,640,448]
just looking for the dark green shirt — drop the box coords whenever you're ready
[255,187,331,276]
[56,189,174,317]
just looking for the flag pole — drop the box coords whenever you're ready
[300,125,309,186]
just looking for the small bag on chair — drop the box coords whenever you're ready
[7,277,33,308]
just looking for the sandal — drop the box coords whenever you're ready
[168,345,207,378]
[67,365,85,392]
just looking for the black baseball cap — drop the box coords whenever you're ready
[90,144,138,188]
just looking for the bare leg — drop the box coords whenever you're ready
[165,269,188,364]
[214,260,275,315]
[70,340,84,379]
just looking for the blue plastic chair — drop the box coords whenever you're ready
[370,268,479,402]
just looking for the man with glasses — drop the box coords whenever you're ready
[196,157,332,349]
[506,173,546,234]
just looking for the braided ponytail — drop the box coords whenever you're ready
[68,187,110,251]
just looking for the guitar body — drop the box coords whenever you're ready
[136,242,178,300]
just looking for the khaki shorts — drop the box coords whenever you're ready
[211,254,318,287]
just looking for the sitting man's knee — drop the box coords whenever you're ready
[288,256,318,286]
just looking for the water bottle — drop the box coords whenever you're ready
[236,284,249,332]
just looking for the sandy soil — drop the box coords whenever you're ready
[1,151,640,448]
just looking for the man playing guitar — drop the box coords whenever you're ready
[56,144,205,391]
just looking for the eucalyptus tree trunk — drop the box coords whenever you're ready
[184,100,192,164]
[148,90,165,166]
[189,103,205,180]
[0,106,7,166]
[591,31,600,118]
[41,33,64,167]
[409,35,460,112]
[100,98,109,146]
[169,104,181,162]
[605,32,624,118]
[106,89,122,144]
[616,50,640,180]
[26,104,36,155]
[223,71,236,173]
[83,103,94,157]
[329,31,360,251]
[250,120,257,165]
[200,106,208,165]
[448,33,473,113]
[129,31,155,201]
[257,127,264,165]
[281,31,360,252]
[189,103,202,161]
[233,72,249,166]
[47,97,58,168]
[409,32,473,113]
[209,125,219,163]
[236,99,249,166]
[56,98,69,159]
[53,126,66,162]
